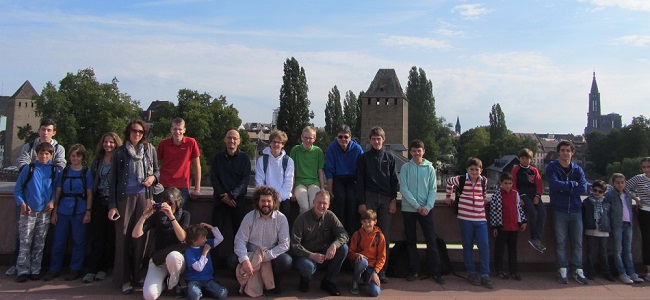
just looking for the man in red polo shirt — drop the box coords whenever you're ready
[157,117,201,206]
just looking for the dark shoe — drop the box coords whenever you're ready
[83,273,95,283]
[121,283,133,294]
[433,274,445,285]
[30,273,42,280]
[468,273,481,286]
[573,269,589,285]
[16,274,29,283]
[298,276,310,293]
[266,287,282,295]
[481,275,494,289]
[173,285,185,298]
[406,273,420,282]
[43,271,61,281]
[320,280,341,296]
[65,270,82,281]
[603,273,615,282]
[350,280,360,295]
[511,273,522,281]
[497,271,510,279]
[379,271,389,284]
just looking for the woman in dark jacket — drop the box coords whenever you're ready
[83,132,122,283]
[133,188,190,299]
[108,119,160,294]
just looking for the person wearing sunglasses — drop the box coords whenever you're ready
[582,180,613,282]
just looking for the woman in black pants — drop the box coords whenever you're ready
[84,132,122,283]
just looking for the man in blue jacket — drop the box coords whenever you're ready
[546,140,587,285]
[324,125,363,236]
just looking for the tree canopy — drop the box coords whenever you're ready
[342,90,360,139]
[324,85,343,138]
[34,68,141,161]
[276,57,313,148]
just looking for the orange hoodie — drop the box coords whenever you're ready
[346,226,387,273]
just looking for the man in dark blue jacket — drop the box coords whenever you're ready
[546,140,587,285]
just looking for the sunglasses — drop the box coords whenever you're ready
[131,129,145,134]
[337,135,350,139]
[592,189,604,194]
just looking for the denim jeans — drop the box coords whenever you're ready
[403,211,441,275]
[585,235,610,276]
[552,210,583,270]
[458,219,490,275]
[522,194,546,240]
[187,279,228,300]
[294,243,349,283]
[612,222,635,276]
[353,257,381,297]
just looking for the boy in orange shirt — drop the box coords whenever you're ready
[347,209,386,297]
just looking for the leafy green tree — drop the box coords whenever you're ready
[324,85,343,138]
[406,66,441,162]
[277,57,313,147]
[606,157,644,180]
[148,101,179,138]
[489,103,507,143]
[35,68,141,161]
[17,124,38,143]
[456,126,490,169]
[342,90,359,139]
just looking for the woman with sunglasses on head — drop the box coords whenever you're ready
[108,119,160,294]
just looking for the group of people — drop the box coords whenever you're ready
[8,117,650,298]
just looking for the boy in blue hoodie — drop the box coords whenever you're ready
[324,124,363,235]
[13,142,57,282]
[399,140,445,285]
[184,223,227,300]
[546,140,588,285]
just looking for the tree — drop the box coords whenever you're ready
[456,126,490,169]
[324,85,343,138]
[17,123,38,143]
[276,57,313,147]
[342,90,359,139]
[406,67,440,162]
[35,68,141,162]
[606,157,644,180]
[489,103,507,143]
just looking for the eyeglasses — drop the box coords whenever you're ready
[271,140,284,145]
[592,189,604,194]
[337,135,350,139]
[131,129,145,135]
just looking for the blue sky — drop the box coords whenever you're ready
[1,0,649,136]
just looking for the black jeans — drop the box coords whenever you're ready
[494,229,519,274]
[584,235,610,276]
[331,176,358,236]
[402,210,441,275]
[86,197,115,273]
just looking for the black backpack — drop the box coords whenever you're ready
[454,174,487,214]
[261,154,289,184]
[58,166,89,214]
[385,241,409,278]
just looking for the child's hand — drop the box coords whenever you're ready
[83,211,91,224]
[45,201,54,212]
[355,253,366,263]
[493,229,498,237]
[533,196,541,205]
[520,223,527,232]
[370,271,381,287]
[201,223,214,230]
[50,212,58,225]
[445,197,453,205]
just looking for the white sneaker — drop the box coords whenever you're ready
[5,265,17,276]
[557,268,568,284]
[619,274,633,284]
[630,273,645,283]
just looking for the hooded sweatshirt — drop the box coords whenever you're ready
[347,225,387,273]
[399,158,437,213]
[14,161,56,212]
[254,147,295,201]
[324,138,364,179]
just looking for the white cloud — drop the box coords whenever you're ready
[579,0,650,12]
[472,52,560,73]
[451,3,493,19]
[611,35,650,47]
[380,36,452,49]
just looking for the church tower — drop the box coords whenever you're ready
[455,116,461,136]
[359,69,408,156]
[585,71,601,133]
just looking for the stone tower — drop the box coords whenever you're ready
[359,69,408,156]
[0,81,40,167]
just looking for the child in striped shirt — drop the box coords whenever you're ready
[446,157,492,289]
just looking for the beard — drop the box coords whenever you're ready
[259,206,272,216]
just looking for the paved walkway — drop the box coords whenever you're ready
[2,266,650,299]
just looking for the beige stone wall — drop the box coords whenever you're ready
[360,96,408,155]
[4,98,40,167]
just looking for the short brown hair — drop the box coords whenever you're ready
[409,139,425,150]
[368,126,385,139]
[360,209,377,221]
[517,148,533,159]
[269,130,288,144]
[68,144,87,160]
[499,172,513,182]
[186,224,208,244]
[466,157,483,169]
[556,140,575,153]
[35,142,54,154]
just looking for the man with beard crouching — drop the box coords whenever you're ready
[228,186,292,295]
